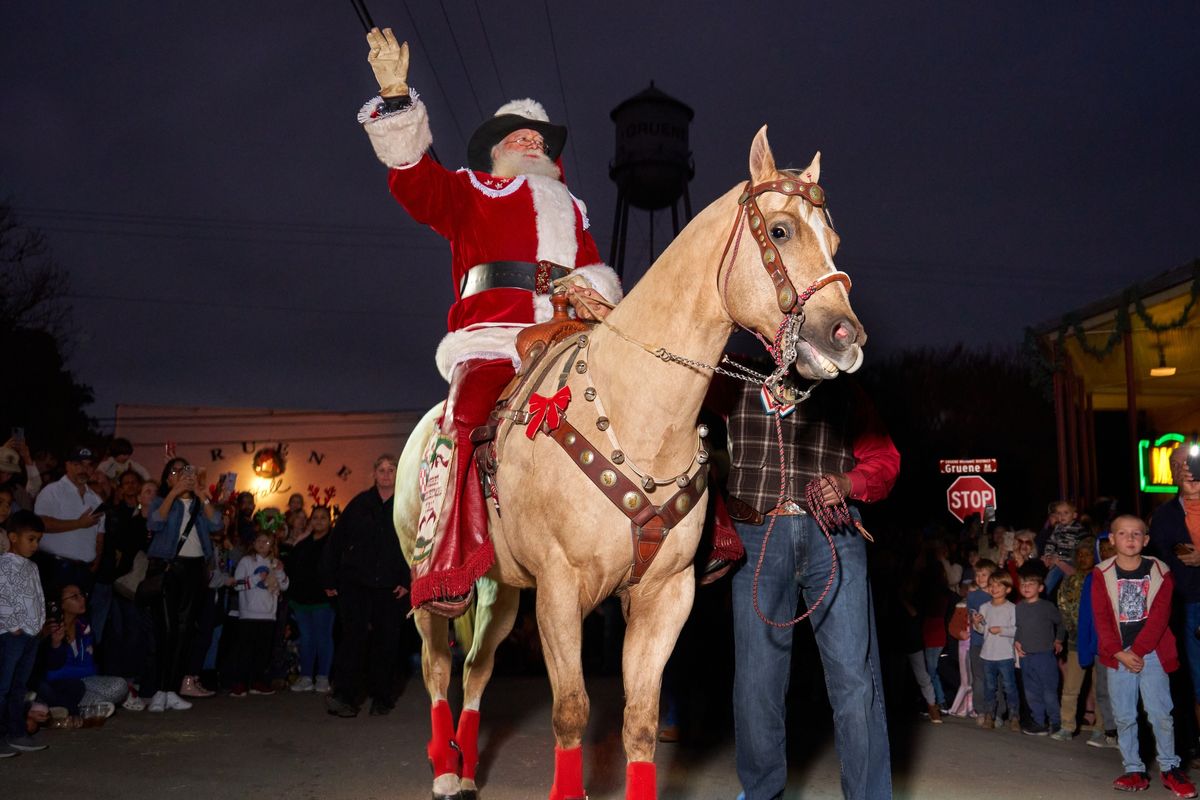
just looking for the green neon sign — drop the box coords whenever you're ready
[1139,432,1184,494]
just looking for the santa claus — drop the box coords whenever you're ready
[358,27,622,616]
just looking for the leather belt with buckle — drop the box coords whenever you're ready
[459,261,570,299]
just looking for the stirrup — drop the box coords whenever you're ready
[422,586,476,619]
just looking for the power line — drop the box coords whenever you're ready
[438,0,485,120]
[541,0,585,195]
[400,0,468,153]
[472,0,508,100]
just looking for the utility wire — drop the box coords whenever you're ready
[401,0,468,154]
[473,0,508,100]
[541,0,585,194]
[438,0,485,119]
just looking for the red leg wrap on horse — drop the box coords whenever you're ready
[626,761,657,800]
[456,708,481,781]
[549,744,585,800]
[427,700,459,777]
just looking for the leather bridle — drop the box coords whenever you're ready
[716,175,854,406]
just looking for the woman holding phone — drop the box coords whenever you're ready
[142,458,223,712]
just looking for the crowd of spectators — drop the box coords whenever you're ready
[0,436,414,759]
[888,442,1200,797]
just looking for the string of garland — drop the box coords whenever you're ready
[1024,258,1200,385]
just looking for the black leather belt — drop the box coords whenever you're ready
[459,261,569,298]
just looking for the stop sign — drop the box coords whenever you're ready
[946,475,997,523]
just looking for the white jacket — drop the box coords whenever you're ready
[234,553,289,621]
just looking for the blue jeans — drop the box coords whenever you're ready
[0,632,40,741]
[293,603,336,678]
[1021,650,1060,728]
[732,514,891,800]
[983,658,1018,719]
[1043,566,1064,595]
[1108,653,1179,773]
[923,646,945,706]
[1183,602,1200,704]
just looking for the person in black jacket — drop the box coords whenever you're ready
[320,455,410,717]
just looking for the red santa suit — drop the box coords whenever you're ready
[361,91,622,612]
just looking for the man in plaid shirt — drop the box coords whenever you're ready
[709,364,899,800]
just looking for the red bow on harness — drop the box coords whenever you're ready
[526,386,572,439]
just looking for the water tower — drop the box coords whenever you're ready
[608,82,695,279]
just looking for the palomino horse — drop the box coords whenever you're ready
[394,127,866,800]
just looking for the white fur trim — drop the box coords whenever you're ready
[533,293,554,323]
[459,169,525,198]
[495,98,548,122]
[571,263,624,304]
[434,325,523,382]
[361,93,432,169]
[571,193,590,230]
[527,175,577,266]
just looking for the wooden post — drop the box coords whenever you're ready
[1065,358,1080,504]
[1086,392,1098,505]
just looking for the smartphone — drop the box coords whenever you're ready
[218,472,237,502]
[1187,443,1200,481]
[10,427,24,444]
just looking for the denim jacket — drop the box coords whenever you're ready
[146,495,220,561]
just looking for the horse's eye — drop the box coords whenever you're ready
[770,224,791,241]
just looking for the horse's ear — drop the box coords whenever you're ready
[749,125,776,183]
[799,151,821,184]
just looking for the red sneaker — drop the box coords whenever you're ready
[1162,769,1198,798]
[229,683,248,698]
[1112,772,1150,792]
[249,682,276,696]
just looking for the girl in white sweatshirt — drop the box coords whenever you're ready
[231,532,289,696]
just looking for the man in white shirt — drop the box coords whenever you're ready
[33,446,104,593]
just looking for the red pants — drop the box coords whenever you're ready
[409,358,513,609]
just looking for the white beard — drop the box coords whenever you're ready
[490,148,563,180]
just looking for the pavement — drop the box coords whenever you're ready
[2,674,1148,800]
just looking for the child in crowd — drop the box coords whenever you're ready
[946,591,973,716]
[0,510,48,756]
[1053,538,1099,741]
[96,437,152,482]
[973,570,1020,731]
[1078,533,1119,748]
[1042,501,1085,594]
[286,505,335,693]
[1014,565,1065,735]
[968,559,1002,725]
[1092,515,1196,797]
[231,531,289,697]
[40,583,128,717]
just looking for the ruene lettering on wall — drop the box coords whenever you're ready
[337,465,352,481]
[308,450,325,465]
[210,448,225,462]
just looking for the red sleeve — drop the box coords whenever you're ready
[386,156,470,240]
[1091,567,1121,662]
[1131,570,1175,658]
[845,384,900,503]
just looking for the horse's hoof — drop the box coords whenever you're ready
[459,791,478,800]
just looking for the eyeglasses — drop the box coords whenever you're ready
[503,133,548,153]
[62,593,86,602]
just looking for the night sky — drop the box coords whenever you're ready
[3,3,1198,423]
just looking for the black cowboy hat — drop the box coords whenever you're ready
[466,98,567,173]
